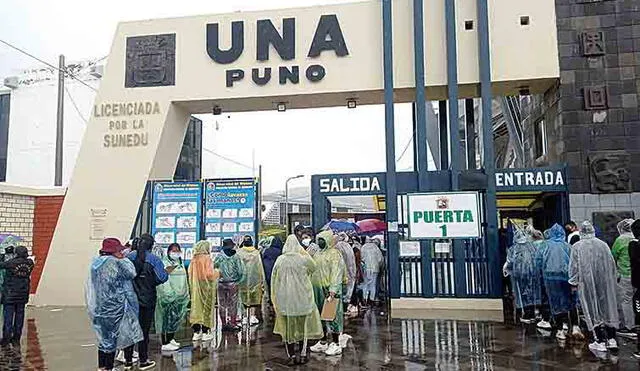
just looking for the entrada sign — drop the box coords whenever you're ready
[206,14,349,87]
[408,192,481,239]
[495,168,566,191]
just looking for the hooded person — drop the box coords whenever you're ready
[188,240,218,341]
[526,226,552,330]
[569,221,619,353]
[271,235,323,365]
[540,224,582,340]
[309,230,347,356]
[214,239,245,331]
[301,228,319,257]
[261,236,283,303]
[503,228,542,323]
[611,218,635,335]
[360,237,384,307]
[154,243,190,351]
[334,233,357,308]
[86,238,143,371]
[237,235,265,325]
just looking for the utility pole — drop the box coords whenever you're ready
[54,54,65,186]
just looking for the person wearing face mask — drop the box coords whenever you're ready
[215,239,245,331]
[261,236,283,305]
[155,243,190,352]
[189,240,218,342]
[309,231,347,356]
[237,235,265,326]
[301,228,319,257]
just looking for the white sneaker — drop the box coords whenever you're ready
[562,323,568,331]
[116,350,138,363]
[325,342,342,356]
[556,329,567,340]
[192,332,203,341]
[347,305,358,314]
[606,338,618,350]
[202,331,214,341]
[249,315,260,325]
[536,320,552,330]
[161,342,180,352]
[242,317,248,325]
[338,333,352,348]
[588,341,607,353]
[170,339,180,347]
[310,341,329,353]
[572,326,585,340]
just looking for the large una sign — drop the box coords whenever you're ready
[206,15,349,88]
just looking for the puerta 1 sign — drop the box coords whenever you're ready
[206,15,349,88]
[408,192,481,239]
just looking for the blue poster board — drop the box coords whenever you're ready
[151,181,202,261]
[204,178,257,252]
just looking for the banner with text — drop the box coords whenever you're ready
[408,192,481,239]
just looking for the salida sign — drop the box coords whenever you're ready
[206,14,349,87]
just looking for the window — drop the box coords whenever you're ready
[534,120,547,159]
[0,94,9,182]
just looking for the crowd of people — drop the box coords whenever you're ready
[86,225,385,371]
[503,218,640,359]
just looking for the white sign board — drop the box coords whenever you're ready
[408,192,481,239]
[399,241,421,257]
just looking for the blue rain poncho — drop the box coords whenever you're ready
[86,256,143,353]
[503,230,541,309]
[569,221,619,330]
[540,224,575,316]
[155,254,190,334]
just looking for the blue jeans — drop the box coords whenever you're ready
[3,303,25,342]
[361,271,378,301]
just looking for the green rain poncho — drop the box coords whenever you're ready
[155,253,190,334]
[189,241,219,329]
[271,235,323,343]
[312,231,347,334]
[237,246,265,307]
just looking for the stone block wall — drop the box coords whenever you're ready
[0,192,35,251]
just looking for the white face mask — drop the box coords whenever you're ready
[169,252,182,260]
[301,238,311,247]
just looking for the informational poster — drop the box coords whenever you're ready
[407,192,481,239]
[151,182,202,261]
[204,178,257,252]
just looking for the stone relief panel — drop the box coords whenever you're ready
[125,34,176,88]
[589,152,632,193]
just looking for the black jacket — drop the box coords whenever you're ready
[128,251,168,308]
[629,220,640,289]
[0,247,34,304]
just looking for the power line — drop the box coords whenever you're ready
[0,39,98,92]
[395,135,413,163]
[64,86,88,124]
[202,147,253,170]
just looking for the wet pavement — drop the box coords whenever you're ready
[3,306,640,370]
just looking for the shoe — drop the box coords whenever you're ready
[117,350,138,363]
[536,320,552,330]
[556,329,567,340]
[563,323,568,331]
[286,356,296,366]
[520,317,536,324]
[617,329,637,339]
[242,317,248,325]
[170,339,181,347]
[310,341,329,353]
[339,333,352,348]
[202,331,214,342]
[588,341,607,353]
[606,338,618,350]
[299,355,309,364]
[325,342,342,356]
[249,315,260,326]
[347,305,358,314]
[123,363,133,371]
[633,351,640,360]
[161,343,180,352]
[192,332,203,341]
[138,360,156,370]
[572,326,585,341]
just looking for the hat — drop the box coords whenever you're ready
[100,238,125,254]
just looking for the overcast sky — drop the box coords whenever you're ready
[0,0,426,193]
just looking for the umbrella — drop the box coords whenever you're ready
[0,234,21,252]
[322,220,360,234]
[356,219,386,235]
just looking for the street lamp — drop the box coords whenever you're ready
[285,175,304,233]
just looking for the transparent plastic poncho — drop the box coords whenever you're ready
[85,256,143,353]
[188,241,218,328]
[214,250,245,283]
[237,246,265,306]
[361,241,384,274]
[569,221,619,330]
[311,231,347,292]
[155,255,190,334]
[335,235,356,284]
[540,224,571,281]
[503,230,541,309]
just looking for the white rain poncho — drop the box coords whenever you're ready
[569,221,619,330]
[503,230,541,309]
[361,240,384,274]
[335,233,356,301]
[86,256,143,353]
[237,246,265,307]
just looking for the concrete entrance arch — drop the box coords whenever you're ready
[35,0,559,305]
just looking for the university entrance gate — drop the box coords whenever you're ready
[34,0,560,306]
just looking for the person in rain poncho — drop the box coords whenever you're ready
[569,221,619,353]
[309,230,347,356]
[360,237,384,307]
[539,224,582,340]
[155,243,190,351]
[503,229,541,323]
[237,235,265,325]
[261,236,282,304]
[527,226,552,330]
[611,218,635,335]
[86,238,143,371]
[335,233,357,310]
[215,239,245,331]
[189,240,218,341]
[271,235,323,365]
[628,219,640,359]
[301,228,319,257]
